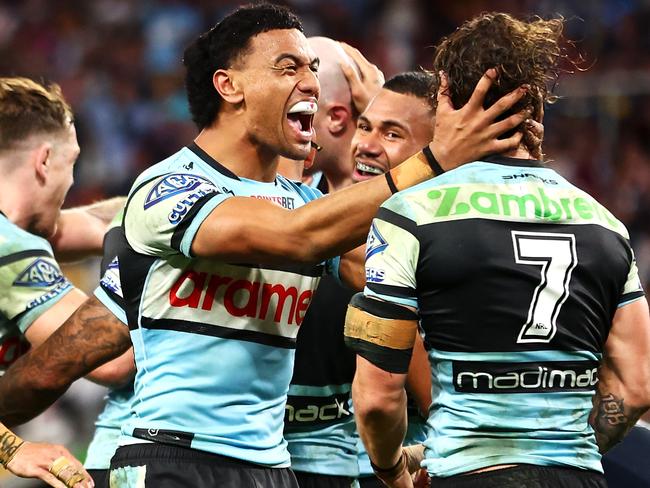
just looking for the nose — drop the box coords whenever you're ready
[297,68,320,99]
[355,130,382,158]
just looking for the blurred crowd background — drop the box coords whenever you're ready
[0,0,649,485]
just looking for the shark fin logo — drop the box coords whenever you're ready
[365,222,388,260]
[144,173,213,209]
[13,258,64,287]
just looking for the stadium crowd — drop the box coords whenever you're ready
[0,0,648,487]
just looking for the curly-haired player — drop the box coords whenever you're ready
[348,12,650,488]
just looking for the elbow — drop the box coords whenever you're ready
[353,380,404,422]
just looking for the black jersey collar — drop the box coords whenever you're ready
[481,154,544,168]
[187,142,241,181]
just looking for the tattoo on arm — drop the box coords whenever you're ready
[590,391,643,453]
[0,430,23,467]
[0,297,130,426]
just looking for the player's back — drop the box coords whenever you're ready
[366,155,644,476]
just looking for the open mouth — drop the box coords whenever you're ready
[355,161,384,177]
[287,100,316,141]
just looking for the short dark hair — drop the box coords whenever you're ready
[0,77,73,151]
[383,71,435,109]
[183,3,303,130]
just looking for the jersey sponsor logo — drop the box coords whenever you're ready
[365,267,385,283]
[143,173,216,209]
[251,195,295,209]
[26,281,71,310]
[502,173,558,185]
[13,258,65,287]
[452,360,599,393]
[100,257,123,297]
[167,186,218,224]
[285,394,351,425]
[366,222,388,260]
[426,185,621,228]
[0,336,30,369]
[169,270,314,326]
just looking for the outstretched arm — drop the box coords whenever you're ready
[590,297,650,453]
[50,196,125,261]
[192,71,529,264]
[0,296,131,426]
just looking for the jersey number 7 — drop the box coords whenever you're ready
[511,231,578,344]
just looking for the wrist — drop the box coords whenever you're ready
[370,449,407,482]
[389,149,441,192]
[0,426,24,468]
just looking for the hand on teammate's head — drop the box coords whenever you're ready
[338,42,384,114]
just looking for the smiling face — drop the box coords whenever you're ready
[350,89,433,183]
[232,29,320,161]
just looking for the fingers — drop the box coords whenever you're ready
[483,84,528,122]
[340,58,361,85]
[339,42,385,85]
[435,71,453,111]
[489,131,524,155]
[486,109,530,139]
[40,471,68,488]
[466,68,498,111]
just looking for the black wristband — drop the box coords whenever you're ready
[385,172,399,194]
[370,451,404,473]
[422,145,445,176]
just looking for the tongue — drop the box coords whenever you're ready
[287,114,303,132]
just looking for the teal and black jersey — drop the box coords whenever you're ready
[284,275,358,477]
[0,212,73,373]
[86,211,134,470]
[107,143,337,467]
[361,155,644,477]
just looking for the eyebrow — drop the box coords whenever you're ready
[359,115,409,133]
[273,53,319,68]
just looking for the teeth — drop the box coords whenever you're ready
[288,100,318,115]
[356,162,384,175]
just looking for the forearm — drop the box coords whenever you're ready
[354,374,408,468]
[0,297,131,425]
[292,151,435,262]
[85,347,135,388]
[51,196,126,260]
[358,390,408,469]
[590,368,650,453]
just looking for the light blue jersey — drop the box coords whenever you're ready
[0,212,73,373]
[109,143,336,467]
[362,156,645,476]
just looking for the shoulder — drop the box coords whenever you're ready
[0,218,54,261]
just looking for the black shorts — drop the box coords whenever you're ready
[109,444,299,488]
[357,475,383,488]
[87,469,110,488]
[429,465,607,488]
[294,471,355,488]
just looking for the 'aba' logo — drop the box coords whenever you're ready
[365,222,388,260]
[13,258,64,287]
[144,173,214,209]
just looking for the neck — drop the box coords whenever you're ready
[324,169,354,192]
[195,115,279,182]
[0,171,34,230]
[503,145,535,160]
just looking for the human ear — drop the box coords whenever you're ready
[213,69,244,105]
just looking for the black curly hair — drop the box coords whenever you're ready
[183,3,302,130]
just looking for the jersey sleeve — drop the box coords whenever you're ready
[124,173,232,258]
[618,249,645,307]
[363,204,420,310]
[0,249,73,333]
